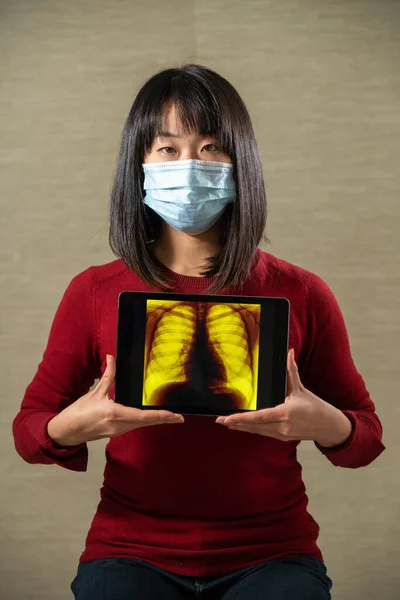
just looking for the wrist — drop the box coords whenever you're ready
[47,415,83,447]
[314,402,353,448]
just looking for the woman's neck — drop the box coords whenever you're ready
[154,223,223,277]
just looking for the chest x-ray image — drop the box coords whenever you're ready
[143,300,261,411]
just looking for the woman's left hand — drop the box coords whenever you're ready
[216,349,352,448]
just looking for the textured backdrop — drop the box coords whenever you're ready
[1,1,399,598]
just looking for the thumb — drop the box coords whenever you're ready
[286,349,302,396]
[96,354,116,396]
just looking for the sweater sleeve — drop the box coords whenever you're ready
[299,273,385,468]
[12,269,102,472]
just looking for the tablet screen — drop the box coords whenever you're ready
[115,292,289,416]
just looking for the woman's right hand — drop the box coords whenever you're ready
[47,354,184,446]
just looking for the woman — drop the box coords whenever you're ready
[12,64,385,599]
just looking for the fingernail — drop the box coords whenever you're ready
[169,415,184,422]
[216,417,226,424]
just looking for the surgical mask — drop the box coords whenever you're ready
[142,159,235,235]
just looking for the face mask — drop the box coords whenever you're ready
[142,159,235,235]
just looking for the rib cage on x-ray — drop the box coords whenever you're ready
[144,300,261,410]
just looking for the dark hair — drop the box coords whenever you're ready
[109,64,267,292]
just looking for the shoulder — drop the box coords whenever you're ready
[256,249,327,289]
[255,250,340,315]
[66,258,131,293]
[256,249,309,285]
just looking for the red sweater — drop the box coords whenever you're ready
[12,250,384,577]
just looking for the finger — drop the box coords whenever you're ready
[217,405,286,426]
[115,405,184,424]
[139,410,185,424]
[286,348,302,395]
[96,354,116,395]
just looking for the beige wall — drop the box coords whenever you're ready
[1,1,399,598]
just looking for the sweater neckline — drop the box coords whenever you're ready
[160,264,217,289]
[157,249,262,290]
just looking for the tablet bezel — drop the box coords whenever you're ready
[115,291,289,416]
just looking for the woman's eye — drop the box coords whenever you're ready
[203,144,221,152]
[160,147,176,154]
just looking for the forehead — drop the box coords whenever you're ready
[160,102,181,132]
[158,101,216,138]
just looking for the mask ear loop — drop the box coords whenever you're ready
[141,167,156,245]
[143,202,157,245]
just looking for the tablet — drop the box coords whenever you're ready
[115,291,289,416]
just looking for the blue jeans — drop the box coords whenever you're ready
[71,556,332,599]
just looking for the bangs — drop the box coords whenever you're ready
[140,67,232,153]
[172,85,221,137]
